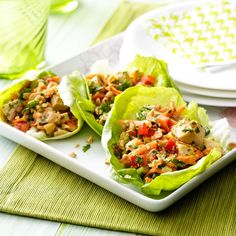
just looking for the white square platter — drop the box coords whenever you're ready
[0,34,235,212]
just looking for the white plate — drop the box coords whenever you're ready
[120,2,236,91]
[182,92,236,107]
[0,34,236,212]
[177,82,236,99]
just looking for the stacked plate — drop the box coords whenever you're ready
[120,1,236,107]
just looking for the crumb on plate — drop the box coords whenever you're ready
[228,142,236,150]
[87,135,94,144]
[69,152,77,158]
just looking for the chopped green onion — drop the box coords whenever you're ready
[26,100,39,109]
[82,144,91,152]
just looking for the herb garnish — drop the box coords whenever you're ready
[117,80,131,91]
[136,105,152,120]
[82,144,91,152]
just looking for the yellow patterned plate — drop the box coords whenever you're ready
[148,1,236,67]
[120,1,236,91]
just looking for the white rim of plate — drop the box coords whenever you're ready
[176,82,236,98]
[182,92,236,107]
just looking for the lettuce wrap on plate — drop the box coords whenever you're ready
[64,55,176,136]
[0,71,83,140]
[101,86,230,196]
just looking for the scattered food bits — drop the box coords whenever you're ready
[82,144,91,152]
[74,143,80,148]
[87,135,94,144]
[105,159,110,165]
[228,142,236,150]
[69,152,77,158]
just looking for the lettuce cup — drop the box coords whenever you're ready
[0,71,83,140]
[66,55,176,136]
[102,86,228,196]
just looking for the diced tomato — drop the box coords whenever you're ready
[128,130,137,136]
[137,122,149,136]
[141,75,156,85]
[157,114,173,132]
[13,121,30,132]
[168,119,174,130]
[147,128,155,137]
[137,122,154,137]
[130,155,147,168]
[92,92,105,101]
[165,138,176,152]
[130,156,138,168]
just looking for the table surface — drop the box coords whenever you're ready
[0,0,215,235]
[0,1,133,235]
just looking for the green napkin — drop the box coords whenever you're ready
[0,1,235,235]
[0,146,235,235]
[92,0,160,44]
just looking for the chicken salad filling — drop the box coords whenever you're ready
[2,73,78,137]
[113,103,222,183]
[86,70,156,126]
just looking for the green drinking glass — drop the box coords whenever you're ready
[0,0,50,80]
[50,0,79,14]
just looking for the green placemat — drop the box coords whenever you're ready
[0,146,235,235]
[92,0,160,44]
[0,1,236,235]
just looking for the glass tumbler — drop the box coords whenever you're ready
[0,0,50,80]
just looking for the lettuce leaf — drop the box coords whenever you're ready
[75,55,176,136]
[141,149,221,195]
[0,79,29,122]
[128,54,178,89]
[185,101,210,129]
[62,71,104,136]
[0,71,83,140]
[102,86,223,196]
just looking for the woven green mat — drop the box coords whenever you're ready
[0,1,236,235]
[0,146,235,235]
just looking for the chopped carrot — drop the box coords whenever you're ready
[100,74,108,86]
[65,120,77,131]
[144,177,153,183]
[11,117,27,123]
[127,141,158,157]
[46,76,60,83]
[157,114,173,132]
[109,85,122,95]
[120,155,131,167]
[131,70,139,85]
[173,105,185,118]
[145,166,163,178]
[166,162,177,171]
[176,150,204,165]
